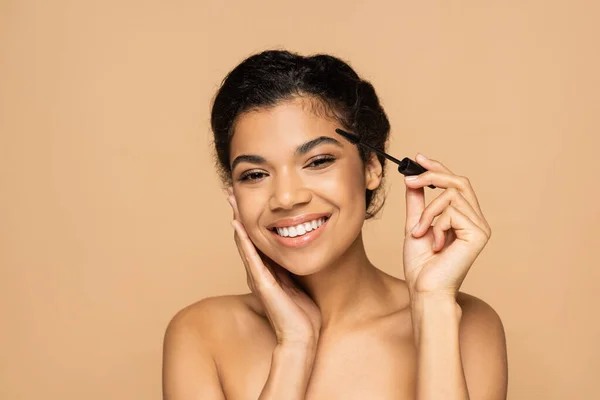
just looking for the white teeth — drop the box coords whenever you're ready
[274,217,328,238]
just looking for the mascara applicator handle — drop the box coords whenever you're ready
[399,158,436,189]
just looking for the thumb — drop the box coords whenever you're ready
[405,183,425,235]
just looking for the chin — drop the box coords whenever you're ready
[284,263,327,277]
[270,248,343,277]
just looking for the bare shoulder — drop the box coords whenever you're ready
[455,291,507,350]
[162,294,263,399]
[164,293,263,344]
[456,291,505,333]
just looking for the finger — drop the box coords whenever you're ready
[271,264,299,292]
[412,188,490,237]
[228,194,241,221]
[228,195,274,292]
[225,186,234,213]
[231,220,280,291]
[231,221,260,288]
[415,153,454,174]
[232,227,257,292]
[404,171,485,219]
[431,205,489,252]
[231,221,303,331]
[256,248,285,286]
[405,184,425,235]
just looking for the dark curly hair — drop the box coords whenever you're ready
[210,49,391,219]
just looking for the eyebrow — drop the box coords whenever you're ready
[230,136,343,171]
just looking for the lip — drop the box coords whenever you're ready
[269,216,330,249]
[267,213,331,230]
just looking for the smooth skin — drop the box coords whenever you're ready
[162,98,508,399]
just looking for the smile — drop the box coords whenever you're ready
[273,217,327,237]
[268,215,330,248]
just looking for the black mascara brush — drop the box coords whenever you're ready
[335,128,436,189]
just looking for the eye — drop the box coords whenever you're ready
[238,170,268,182]
[306,155,336,169]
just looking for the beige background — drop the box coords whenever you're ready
[1,1,599,399]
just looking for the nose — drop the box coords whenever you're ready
[268,169,312,211]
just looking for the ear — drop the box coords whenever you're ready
[365,152,383,190]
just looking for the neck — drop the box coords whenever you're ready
[293,232,398,331]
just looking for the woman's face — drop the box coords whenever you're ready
[229,97,382,275]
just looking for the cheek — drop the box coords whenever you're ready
[235,193,273,250]
[236,196,261,230]
[315,165,366,206]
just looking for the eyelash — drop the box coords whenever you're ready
[238,155,336,182]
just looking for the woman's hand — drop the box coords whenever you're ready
[402,154,492,299]
[226,188,322,348]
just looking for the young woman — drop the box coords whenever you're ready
[162,50,508,399]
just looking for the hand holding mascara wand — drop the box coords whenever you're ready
[335,128,436,189]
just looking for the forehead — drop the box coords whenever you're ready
[230,98,340,154]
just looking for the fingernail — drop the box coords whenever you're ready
[405,175,418,181]
[416,153,428,163]
[411,223,420,234]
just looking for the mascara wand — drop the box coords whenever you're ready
[335,128,436,189]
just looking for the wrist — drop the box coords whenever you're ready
[409,294,470,399]
[411,292,462,317]
[278,336,319,352]
[275,342,317,356]
[259,344,317,400]
[273,344,317,386]
[274,342,318,370]
[410,293,462,347]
